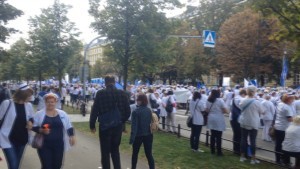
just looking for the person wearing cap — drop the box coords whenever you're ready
[239,86,264,164]
[282,115,300,169]
[32,93,75,169]
[36,86,49,111]
[261,94,275,142]
[274,94,295,166]
[0,83,34,169]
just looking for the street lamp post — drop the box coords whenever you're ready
[82,36,103,100]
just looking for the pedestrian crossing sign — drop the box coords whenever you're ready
[202,30,216,48]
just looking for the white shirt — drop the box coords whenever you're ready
[239,98,264,130]
[261,100,275,121]
[189,99,205,125]
[160,96,168,117]
[206,98,227,131]
[295,100,300,115]
[282,124,300,152]
[275,102,294,131]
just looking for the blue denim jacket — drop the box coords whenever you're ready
[129,106,152,144]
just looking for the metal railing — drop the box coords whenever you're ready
[159,122,289,168]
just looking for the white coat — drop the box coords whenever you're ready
[0,100,34,148]
[33,109,73,151]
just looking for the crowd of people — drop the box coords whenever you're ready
[1,80,300,168]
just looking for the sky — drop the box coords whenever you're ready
[2,0,199,49]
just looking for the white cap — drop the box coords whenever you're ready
[19,83,29,90]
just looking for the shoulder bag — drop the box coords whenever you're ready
[202,102,214,126]
[150,110,159,133]
[187,100,200,128]
[0,100,12,129]
[269,106,278,140]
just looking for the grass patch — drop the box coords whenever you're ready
[72,122,282,169]
[63,105,81,114]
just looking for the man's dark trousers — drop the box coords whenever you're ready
[99,124,123,169]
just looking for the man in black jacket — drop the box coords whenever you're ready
[90,75,131,169]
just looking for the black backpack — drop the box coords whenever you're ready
[149,94,159,109]
[231,99,241,121]
[165,97,173,113]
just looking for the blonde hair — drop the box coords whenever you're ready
[281,94,295,104]
[44,93,58,102]
[293,115,300,125]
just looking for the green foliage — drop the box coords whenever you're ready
[0,0,23,43]
[217,8,283,83]
[252,0,300,59]
[0,38,32,81]
[28,1,82,86]
[89,0,181,88]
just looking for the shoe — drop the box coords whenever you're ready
[193,149,204,153]
[250,159,260,164]
[240,157,247,162]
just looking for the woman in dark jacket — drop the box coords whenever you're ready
[130,94,155,169]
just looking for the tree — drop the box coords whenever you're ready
[28,0,81,88]
[252,0,300,60]
[177,0,245,85]
[89,0,181,89]
[0,38,37,81]
[0,0,23,60]
[216,8,283,84]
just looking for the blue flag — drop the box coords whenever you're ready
[280,56,288,87]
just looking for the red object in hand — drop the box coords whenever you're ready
[43,124,50,129]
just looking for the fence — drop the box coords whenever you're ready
[161,122,289,168]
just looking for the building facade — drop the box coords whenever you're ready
[86,39,107,66]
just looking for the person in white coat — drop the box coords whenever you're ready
[282,115,300,169]
[32,93,75,169]
[189,91,206,152]
[239,86,264,165]
[261,95,275,142]
[0,83,34,169]
[160,92,168,130]
[206,89,229,156]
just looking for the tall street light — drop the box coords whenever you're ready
[82,36,104,99]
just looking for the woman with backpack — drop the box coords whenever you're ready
[230,89,246,155]
[130,94,155,169]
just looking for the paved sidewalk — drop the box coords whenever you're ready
[0,113,148,169]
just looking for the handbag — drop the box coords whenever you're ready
[186,116,193,128]
[187,100,200,128]
[32,133,44,149]
[150,111,159,133]
[268,106,278,140]
[0,100,12,129]
[202,102,214,126]
[149,95,159,109]
[268,126,276,140]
